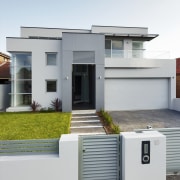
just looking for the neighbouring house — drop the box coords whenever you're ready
[177,58,180,98]
[0,52,11,110]
[6,25,176,112]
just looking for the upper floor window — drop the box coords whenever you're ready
[105,40,123,58]
[132,41,143,58]
[46,53,57,65]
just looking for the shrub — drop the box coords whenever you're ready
[111,124,120,134]
[51,98,62,111]
[30,100,41,112]
[99,110,120,134]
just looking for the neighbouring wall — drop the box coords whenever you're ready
[174,98,180,112]
[0,84,10,110]
[177,75,180,98]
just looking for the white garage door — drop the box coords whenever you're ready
[105,78,169,111]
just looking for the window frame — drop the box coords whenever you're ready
[10,52,32,106]
[46,52,57,66]
[46,80,57,92]
[105,39,123,58]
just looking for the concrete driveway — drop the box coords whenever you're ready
[109,109,180,132]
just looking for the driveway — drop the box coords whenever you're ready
[109,109,180,132]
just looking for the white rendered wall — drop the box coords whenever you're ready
[21,27,90,38]
[105,59,176,110]
[0,134,79,180]
[121,131,166,180]
[7,38,62,109]
[92,25,148,34]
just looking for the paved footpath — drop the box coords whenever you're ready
[70,110,106,135]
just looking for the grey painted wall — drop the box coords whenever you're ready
[62,33,105,112]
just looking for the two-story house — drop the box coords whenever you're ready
[6,25,176,112]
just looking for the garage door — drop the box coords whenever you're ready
[105,78,169,111]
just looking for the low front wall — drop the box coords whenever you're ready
[0,134,79,180]
[173,98,180,112]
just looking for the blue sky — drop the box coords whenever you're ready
[1,0,180,58]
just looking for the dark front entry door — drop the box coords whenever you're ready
[72,64,95,110]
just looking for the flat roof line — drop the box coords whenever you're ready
[21,26,90,31]
[92,25,148,29]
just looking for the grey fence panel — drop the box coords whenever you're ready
[135,128,180,174]
[79,135,120,180]
[157,128,180,174]
[0,138,59,156]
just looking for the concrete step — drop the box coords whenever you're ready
[71,116,99,121]
[72,114,98,117]
[70,110,105,135]
[70,127,105,134]
[71,121,102,127]
[72,110,96,115]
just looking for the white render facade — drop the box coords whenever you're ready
[6,25,176,112]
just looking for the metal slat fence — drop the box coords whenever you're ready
[0,138,59,156]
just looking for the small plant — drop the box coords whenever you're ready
[30,100,41,112]
[99,110,120,134]
[111,124,120,134]
[51,98,62,111]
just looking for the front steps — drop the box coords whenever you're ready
[70,110,106,135]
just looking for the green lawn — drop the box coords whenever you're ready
[0,112,71,140]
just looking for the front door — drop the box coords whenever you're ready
[72,64,95,110]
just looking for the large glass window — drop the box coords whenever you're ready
[11,53,32,106]
[105,40,123,58]
[46,53,57,65]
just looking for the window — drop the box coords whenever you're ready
[105,40,123,58]
[105,40,111,57]
[11,53,32,106]
[112,41,123,57]
[132,41,144,58]
[73,51,95,63]
[46,80,57,92]
[46,53,57,65]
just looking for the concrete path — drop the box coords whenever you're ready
[70,110,106,135]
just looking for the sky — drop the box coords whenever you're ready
[0,0,180,58]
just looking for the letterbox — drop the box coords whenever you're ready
[121,131,166,180]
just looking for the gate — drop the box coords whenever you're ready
[79,135,120,180]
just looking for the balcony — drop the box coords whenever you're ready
[105,49,174,72]
[105,49,170,59]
